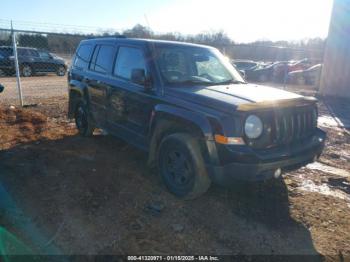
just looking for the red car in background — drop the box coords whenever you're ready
[288,64,323,86]
[273,59,311,82]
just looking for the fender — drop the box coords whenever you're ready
[148,104,220,166]
[152,104,214,141]
[69,79,87,96]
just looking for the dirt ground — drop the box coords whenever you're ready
[0,77,350,260]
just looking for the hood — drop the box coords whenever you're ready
[167,83,309,113]
[55,57,66,63]
[51,54,65,63]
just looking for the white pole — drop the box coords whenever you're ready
[11,21,23,107]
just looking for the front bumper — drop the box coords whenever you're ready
[207,128,326,185]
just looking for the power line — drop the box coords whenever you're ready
[0,19,122,34]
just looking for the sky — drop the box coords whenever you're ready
[0,0,334,43]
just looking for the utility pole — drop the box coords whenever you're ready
[11,20,24,107]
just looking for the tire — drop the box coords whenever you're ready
[158,133,211,199]
[56,65,66,76]
[74,99,95,137]
[21,64,32,77]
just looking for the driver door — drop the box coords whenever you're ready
[37,50,54,72]
[107,45,156,147]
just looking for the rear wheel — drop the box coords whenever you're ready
[74,99,95,137]
[158,133,211,199]
[21,64,32,77]
[56,65,66,76]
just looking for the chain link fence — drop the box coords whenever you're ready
[0,26,92,106]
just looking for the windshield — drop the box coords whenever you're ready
[153,45,245,86]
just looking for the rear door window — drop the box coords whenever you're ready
[114,46,146,80]
[90,45,116,74]
[74,44,93,69]
[27,50,39,57]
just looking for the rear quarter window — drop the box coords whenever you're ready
[74,44,93,69]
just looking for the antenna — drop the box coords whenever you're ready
[144,14,164,94]
[143,14,152,39]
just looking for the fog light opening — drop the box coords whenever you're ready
[274,168,282,178]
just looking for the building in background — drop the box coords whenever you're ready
[320,0,350,98]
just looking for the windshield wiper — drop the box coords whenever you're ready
[168,79,246,86]
[175,79,214,85]
[213,79,247,85]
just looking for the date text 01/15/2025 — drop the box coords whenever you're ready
[127,256,220,261]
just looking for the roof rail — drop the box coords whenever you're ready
[89,35,127,39]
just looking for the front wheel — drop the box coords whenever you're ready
[21,64,32,77]
[56,65,66,76]
[74,100,95,137]
[158,133,211,199]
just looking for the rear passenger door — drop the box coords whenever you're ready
[86,44,117,126]
[107,45,155,149]
[18,49,39,70]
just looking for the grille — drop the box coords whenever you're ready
[272,106,317,145]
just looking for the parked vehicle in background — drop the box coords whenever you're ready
[0,46,67,77]
[288,64,323,86]
[273,59,311,82]
[68,38,325,199]
[232,60,259,71]
[245,61,285,82]
[0,84,4,93]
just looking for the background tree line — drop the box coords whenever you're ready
[0,24,326,62]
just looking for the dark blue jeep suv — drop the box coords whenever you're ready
[68,38,326,199]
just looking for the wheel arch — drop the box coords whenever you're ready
[20,63,33,76]
[147,104,217,168]
[68,81,89,118]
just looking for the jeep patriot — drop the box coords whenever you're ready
[68,38,326,198]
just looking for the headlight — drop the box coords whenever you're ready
[244,115,263,139]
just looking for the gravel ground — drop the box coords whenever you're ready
[0,76,349,260]
[0,75,68,106]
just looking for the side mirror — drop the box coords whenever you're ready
[0,84,4,93]
[131,68,150,89]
